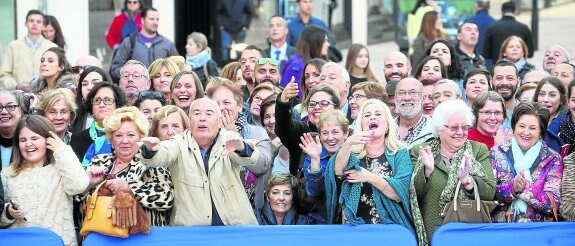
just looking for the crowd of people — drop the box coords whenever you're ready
[0,1,574,246]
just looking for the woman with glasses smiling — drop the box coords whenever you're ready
[247,83,281,127]
[410,100,495,245]
[0,90,26,171]
[70,82,125,167]
[468,91,509,150]
[490,102,563,223]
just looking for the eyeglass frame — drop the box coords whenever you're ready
[478,110,504,118]
[0,104,19,112]
[307,100,335,109]
[121,72,147,80]
[348,94,368,101]
[443,124,471,132]
[91,97,116,105]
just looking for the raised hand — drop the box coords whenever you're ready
[46,131,67,152]
[280,76,299,103]
[222,132,245,156]
[419,146,434,177]
[140,137,160,152]
[299,133,322,160]
[345,130,373,147]
[219,110,238,132]
[494,127,513,146]
[457,154,472,181]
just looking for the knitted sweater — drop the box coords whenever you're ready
[0,146,89,246]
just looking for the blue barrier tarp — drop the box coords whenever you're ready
[83,225,417,246]
[432,222,575,246]
[0,227,64,245]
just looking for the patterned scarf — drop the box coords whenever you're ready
[559,112,575,153]
[409,139,487,246]
[82,121,112,167]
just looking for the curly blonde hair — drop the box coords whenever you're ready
[103,106,150,140]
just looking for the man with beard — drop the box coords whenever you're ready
[456,21,485,76]
[110,7,179,82]
[240,45,266,102]
[383,51,411,82]
[492,61,520,129]
[395,78,434,149]
[254,58,281,86]
[118,60,151,106]
[542,44,570,73]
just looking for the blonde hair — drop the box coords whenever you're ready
[166,56,191,72]
[150,105,190,138]
[103,106,150,140]
[352,99,403,157]
[148,58,181,83]
[35,88,78,123]
[317,109,349,134]
[187,32,209,51]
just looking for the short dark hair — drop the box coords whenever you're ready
[511,102,550,140]
[457,20,478,33]
[413,56,448,83]
[492,61,519,78]
[123,0,143,11]
[84,82,126,115]
[26,10,45,24]
[134,91,167,109]
[502,1,516,13]
[464,68,492,89]
[243,45,266,58]
[141,7,158,19]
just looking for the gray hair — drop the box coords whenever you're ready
[322,62,351,83]
[433,79,462,98]
[430,99,474,137]
[120,60,150,79]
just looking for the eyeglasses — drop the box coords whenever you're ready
[257,58,279,66]
[47,109,71,117]
[308,100,335,109]
[444,124,470,132]
[91,97,116,105]
[348,94,367,101]
[478,110,503,117]
[396,90,421,98]
[252,95,266,103]
[0,104,19,112]
[121,72,147,80]
[72,65,92,74]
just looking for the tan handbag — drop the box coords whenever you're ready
[440,178,499,224]
[80,181,130,238]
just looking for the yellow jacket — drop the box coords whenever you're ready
[140,129,259,226]
[0,37,57,90]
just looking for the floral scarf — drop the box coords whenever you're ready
[82,121,112,167]
[409,139,487,246]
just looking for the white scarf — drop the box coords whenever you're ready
[510,138,542,215]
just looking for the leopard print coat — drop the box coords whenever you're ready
[86,153,174,226]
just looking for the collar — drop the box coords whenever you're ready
[188,129,221,153]
[25,35,44,50]
[271,42,288,51]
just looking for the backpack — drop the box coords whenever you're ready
[109,33,137,84]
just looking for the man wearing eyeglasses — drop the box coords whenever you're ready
[72,55,104,86]
[110,7,179,81]
[0,10,57,91]
[119,60,151,106]
[254,58,281,87]
[395,78,434,149]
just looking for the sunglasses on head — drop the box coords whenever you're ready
[72,65,92,74]
[257,58,279,66]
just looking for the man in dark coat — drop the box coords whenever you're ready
[482,1,534,69]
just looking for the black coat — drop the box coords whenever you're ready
[70,129,94,162]
[274,95,317,176]
[192,59,219,89]
[255,202,313,225]
[483,16,534,60]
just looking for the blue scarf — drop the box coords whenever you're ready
[510,138,542,217]
[82,121,112,167]
[186,50,211,69]
[324,147,414,233]
[506,57,526,72]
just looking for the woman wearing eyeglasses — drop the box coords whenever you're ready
[490,102,563,223]
[247,84,281,127]
[106,0,142,49]
[0,90,26,171]
[70,66,112,133]
[35,88,77,144]
[468,91,509,150]
[410,100,495,246]
[276,83,340,177]
[70,82,125,167]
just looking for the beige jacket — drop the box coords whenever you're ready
[0,37,57,90]
[140,129,260,226]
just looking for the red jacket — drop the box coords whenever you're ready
[105,11,142,49]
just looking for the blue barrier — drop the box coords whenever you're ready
[83,225,417,246]
[432,222,575,246]
[0,227,64,245]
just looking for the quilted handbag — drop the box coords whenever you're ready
[80,180,129,238]
[440,178,498,224]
